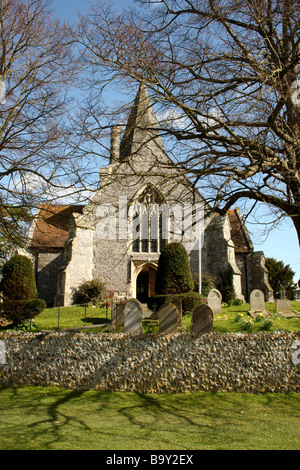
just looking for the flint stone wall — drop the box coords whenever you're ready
[0,332,299,393]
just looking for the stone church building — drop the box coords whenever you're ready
[26,84,273,307]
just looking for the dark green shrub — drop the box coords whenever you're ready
[24,298,46,319]
[228,298,244,306]
[179,292,203,313]
[2,300,28,325]
[0,254,37,301]
[216,267,236,303]
[72,278,107,305]
[155,242,194,295]
[2,298,45,325]
[0,255,42,326]
[193,272,216,296]
[148,291,203,314]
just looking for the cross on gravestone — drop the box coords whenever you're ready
[280,288,286,299]
[158,302,178,334]
[250,289,265,313]
[207,288,222,315]
[190,304,214,334]
[123,299,143,334]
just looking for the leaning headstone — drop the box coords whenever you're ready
[276,298,293,315]
[191,304,213,334]
[166,296,182,327]
[207,289,222,315]
[250,289,265,314]
[123,299,143,334]
[158,302,178,334]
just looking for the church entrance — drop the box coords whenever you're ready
[136,265,157,303]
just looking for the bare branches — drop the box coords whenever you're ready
[0,0,85,253]
[74,0,300,242]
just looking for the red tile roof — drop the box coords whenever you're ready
[28,204,84,250]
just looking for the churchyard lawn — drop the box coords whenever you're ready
[0,303,299,450]
[0,385,299,450]
[3,301,298,333]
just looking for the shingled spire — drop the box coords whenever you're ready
[119,83,165,160]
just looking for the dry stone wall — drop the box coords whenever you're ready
[0,332,299,394]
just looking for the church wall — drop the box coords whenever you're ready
[235,253,249,301]
[247,251,274,301]
[92,238,131,298]
[202,214,243,299]
[35,251,64,307]
[89,160,205,300]
[55,223,94,306]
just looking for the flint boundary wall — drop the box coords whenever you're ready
[0,331,299,393]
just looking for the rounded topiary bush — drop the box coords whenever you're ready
[0,255,45,325]
[0,254,37,301]
[155,242,194,295]
[24,298,46,319]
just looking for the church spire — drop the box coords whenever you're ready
[119,83,163,160]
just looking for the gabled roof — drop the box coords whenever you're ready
[28,204,84,250]
[227,208,253,253]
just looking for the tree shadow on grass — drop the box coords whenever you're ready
[2,386,299,450]
[115,392,224,450]
[24,389,92,449]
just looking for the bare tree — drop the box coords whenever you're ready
[75,0,300,243]
[0,0,88,252]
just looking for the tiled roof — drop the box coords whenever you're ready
[28,204,84,250]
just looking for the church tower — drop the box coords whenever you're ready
[27,83,273,306]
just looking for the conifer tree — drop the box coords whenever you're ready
[155,242,194,294]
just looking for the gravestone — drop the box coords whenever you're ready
[207,288,222,314]
[250,289,265,313]
[116,303,125,327]
[0,340,6,365]
[276,298,293,315]
[158,302,178,334]
[166,296,182,327]
[123,299,143,334]
[110,302,116,330]
[191,304,213,334]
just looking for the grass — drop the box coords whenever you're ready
[0,303,299,450]
[1,301,299,334]
[33,305,110,332]
[0,385,299,450]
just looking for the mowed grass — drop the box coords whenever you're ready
[29,305,111,332]
[11,301,300,334]
[0,385,299,450]
[1,303,299,450]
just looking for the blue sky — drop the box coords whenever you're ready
[50,0,300,283]
[50,0,131,20]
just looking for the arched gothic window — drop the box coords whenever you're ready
[130,185,167,253]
